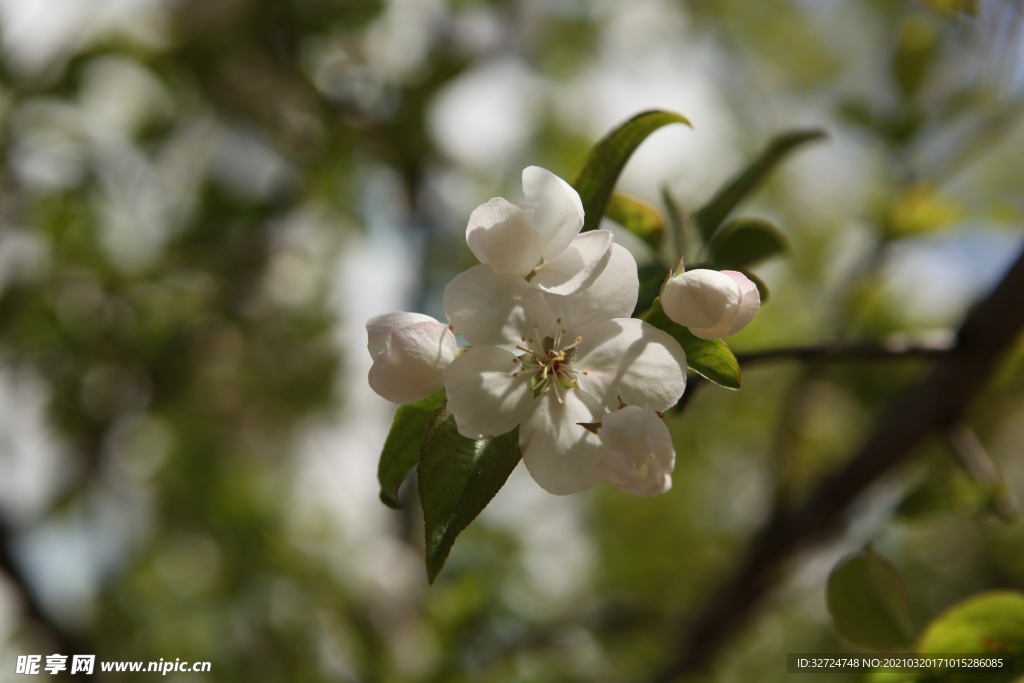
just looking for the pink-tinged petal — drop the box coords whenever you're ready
[368,320,457,404]
[721,270,760,335]
[660,268,742,338]
[597,407,675,497]
[519,389,604,495]
[521,166,584,260]
[530,230,613,295]
[466,198,545,276]
[575,318,687,412]
[444,265,555,348]
[443,345,533,439]
[544,243,639,336]
[366,311,443,360]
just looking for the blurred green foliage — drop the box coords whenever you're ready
[1,1,1023,682]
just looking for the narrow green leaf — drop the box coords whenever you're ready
[694,129,826,243]
[644,298,741,390]
[574,110,691,233]
[739,269,770,303]
[916,591,1024,683]
[605,192,665,250]
[706,217,789,269]
[827,547,916,651]
[377,391,445,509]
[661,185,688,257]
[418,405,521,583]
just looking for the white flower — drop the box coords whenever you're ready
[596,406,675,496]
[661,268,760,340]
[366,312,457,404]
[466,166,615,295]
[442,247,687,495]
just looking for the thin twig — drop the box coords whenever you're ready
[652,244,1024,683]
[945,423,1019,521]
[0,519,94,680]
[736,338,955,366]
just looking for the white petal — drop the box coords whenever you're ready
[721,270,760,335]
[521,166,584,260]
[597,406,675,497]
[366,311,442,360]
[368,319,457,404]
[443,345,534,439]
[543,243,639,335]
[519,389,604,495]
[466,198,545,275]
[575,318,687,412]
[531,230,613,295]
[444,265,555,348]
[660,269,742,338]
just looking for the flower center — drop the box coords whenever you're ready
[514,319,582,405]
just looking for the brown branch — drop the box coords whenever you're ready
[735,338,954,366]
[0,519,94,680]
[653,244,1024,683]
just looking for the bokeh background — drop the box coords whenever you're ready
[1,0,1023,681]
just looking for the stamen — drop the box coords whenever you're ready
[551,376,565,406]
[562,336,584,352]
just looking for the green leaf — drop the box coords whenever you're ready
[605,192,665,250]
[891,15,938,101]
[865,671,916,683]
[827,547,916,651]
[916,591,1024,683]
[739,269,770,303]
[694,129,826,243]
[418,405,521,583]
[377,391,445,509]
[924,0,978,18]
[661,185,689,256]
[885,184,964,238]
[635,262,670,318]
[895,469,991,522]
[706,217,789,269]
[644,298,741,390]
[574,110,691,233]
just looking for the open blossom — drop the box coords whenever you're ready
[442,246,687,495]
[661,267,760,340]
[466,166,615,295]
[366,312,457,405]
[596,406,675,496]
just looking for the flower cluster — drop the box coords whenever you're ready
[367,167,759,496]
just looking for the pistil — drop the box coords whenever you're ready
[513,323,584,404]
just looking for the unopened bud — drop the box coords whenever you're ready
[366,312,456,404]
[661,268,760,340]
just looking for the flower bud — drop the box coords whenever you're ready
[661,268,760,340]
[366,312,457,404]
[596,406,675,496]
